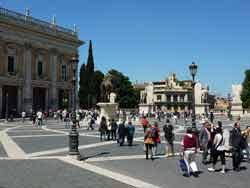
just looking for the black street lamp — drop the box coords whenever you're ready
[5,92,8,122]
[68,55,80,159]
[189,62,198,131]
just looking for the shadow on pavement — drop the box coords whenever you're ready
[80,151,110,161]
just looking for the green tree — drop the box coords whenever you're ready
[78,40,104,109]
[108,69,140,108]
[241,69,250,109]
[78,63,88,108]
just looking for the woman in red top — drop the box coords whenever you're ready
[181,127,199,177]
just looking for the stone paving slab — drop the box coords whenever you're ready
[0,159,134,188]
[13,136,100,154]
[0,142,7,157]
[7,131,62,136]
[91,156,250,188]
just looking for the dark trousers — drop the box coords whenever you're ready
[232,148,242,169]
[127,136,133,146]
[119,135,125,146]
[212,150,225,165]
[107,130,111,140]
[145,144,153,159]
[143,126,147,133]
[111,130,116,140]
[100,132,106,141]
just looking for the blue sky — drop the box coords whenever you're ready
[1,0,250,96]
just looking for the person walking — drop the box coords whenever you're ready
[65,111,70,128]
[181,127,199,177]
[21,111,26,123]
[144,124,154,160]
[111,119,118,141]
[242,126,250,163]
[32,111,36,126]
[107,120,112,141]
[199,121,211,164]
[208,126,226,174]
[230,122,244,171]
[141,116,149,133]
[99,117,107,141]
[37,110,43,127]
[152,122,161,156]
[163,119,175,157]
[210,111,214,123]
[117,120,126,146]
[126,121,135,146]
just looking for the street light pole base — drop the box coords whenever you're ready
[68,154,81,161]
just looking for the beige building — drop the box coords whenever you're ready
[214,97,229,113]
[0,7,83,117]
[139,74,209,114]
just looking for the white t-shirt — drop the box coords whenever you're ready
[37,111,43,119]
[21,112,26,118]
[214,133,225,151]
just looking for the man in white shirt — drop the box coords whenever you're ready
[37,111,43,127]
[21,111,26,123]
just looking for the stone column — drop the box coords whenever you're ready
[49,49,58,110]
[171,95,173,102]
[184,94,188,102]
[17,86,22,114]
[68,89,72,110]
[23,43,33,114]
[177,95,180,102]
[0,85,2,118]
[75,62,79,110]
[45,88,49,111]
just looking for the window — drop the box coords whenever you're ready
[166,95,171,102]
[62,64,67,81]
[8,56,15,73]
[157,95,162,101]
[180,95,184,102]
[173,95,178,102]
[37,61,43,77]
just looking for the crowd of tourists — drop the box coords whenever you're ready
[141,115,250,177]
[19,108,250,178]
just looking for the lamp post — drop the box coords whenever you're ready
[68,55,80,159]
[189,62,198,131]
[5,92,8,122]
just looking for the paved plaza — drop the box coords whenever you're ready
[0,117,250,188]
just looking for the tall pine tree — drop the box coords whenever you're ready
[78,40,104,109]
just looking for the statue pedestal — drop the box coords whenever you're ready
[97,102,118,121]
[139,104,153,114]
[231,102,243,116]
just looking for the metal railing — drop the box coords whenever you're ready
[0,7,77,37]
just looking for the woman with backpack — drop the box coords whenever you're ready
[144,124,154,160]
[152,122,161,156]
[208,126,226,174]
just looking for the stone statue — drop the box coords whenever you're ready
[109,92,116,103]
[232,85,242,103]
[100,73,118,102]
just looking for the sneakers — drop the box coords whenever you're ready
[220,170,225,174]
[208,167,215,172]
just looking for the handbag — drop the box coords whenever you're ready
[179,153,188,173]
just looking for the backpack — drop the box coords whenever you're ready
[151,127,159,139]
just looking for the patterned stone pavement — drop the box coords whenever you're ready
[0,116,249,188]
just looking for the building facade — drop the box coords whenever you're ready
[0,7,83,117]
[139,74,209,115]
